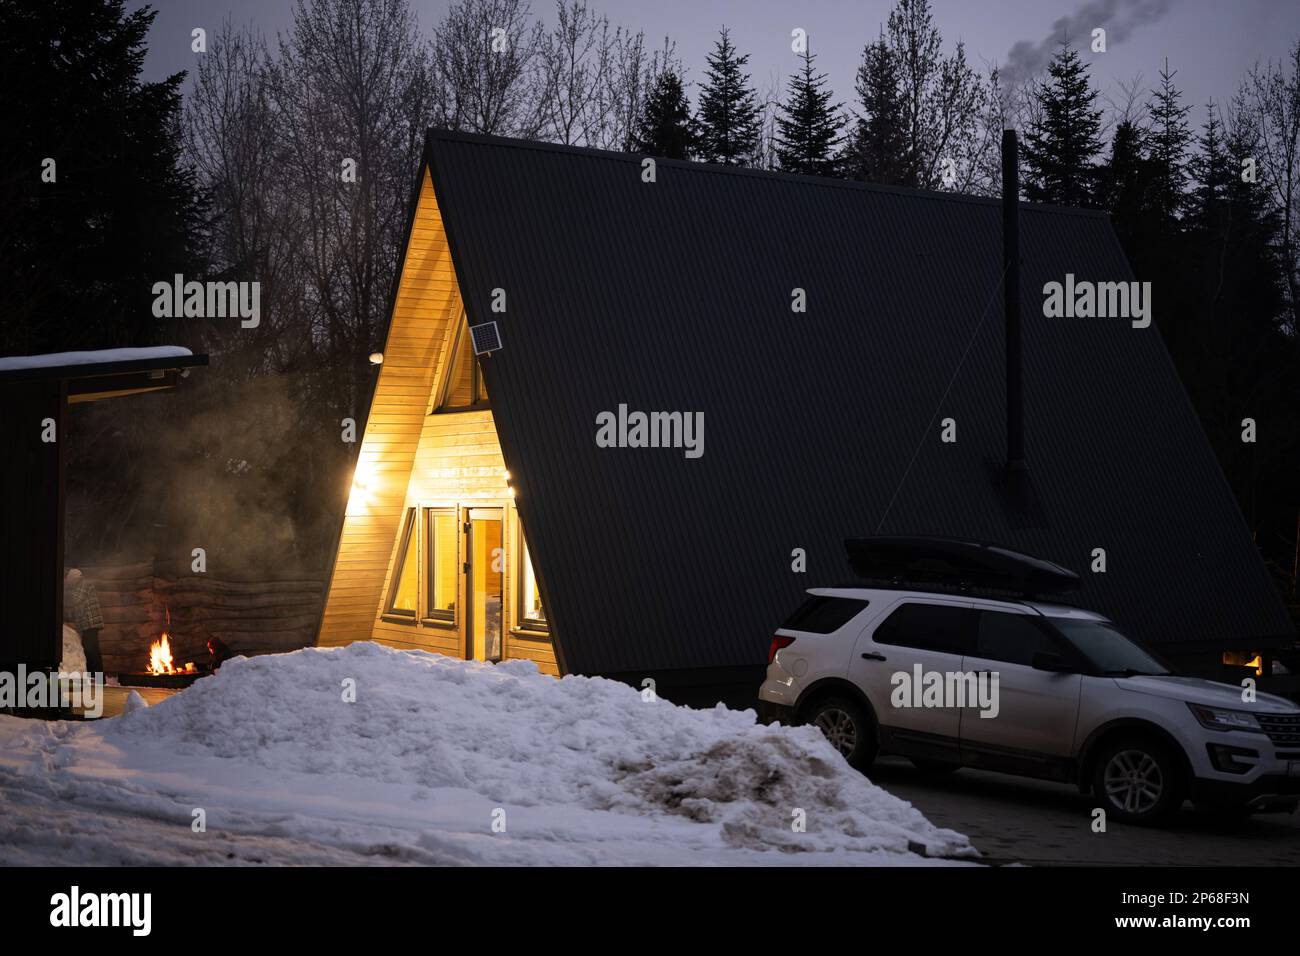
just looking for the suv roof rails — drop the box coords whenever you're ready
[828,578,1085,608]
[844,536,1081,598]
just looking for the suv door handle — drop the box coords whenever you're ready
[860,652,887,662]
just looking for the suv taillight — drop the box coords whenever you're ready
[768,634,795,665]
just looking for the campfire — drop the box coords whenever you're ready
[147,609,197,676]
[120,608,206,688]
[147,633,197,677]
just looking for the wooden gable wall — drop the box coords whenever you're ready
[317,169,459,647]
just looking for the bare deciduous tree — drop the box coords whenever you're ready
[184,20,300,376]
[430,0,545,138]
[951,65,1019,196]
[753,70,783,171]
[886,0,986,189]
[599,31,679,152]
[1107,74,1149,131]
[536,0,616,146]
[1247,41,1300,334]
[269,0,431,420]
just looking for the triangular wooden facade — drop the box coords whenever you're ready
[317,169,556,674]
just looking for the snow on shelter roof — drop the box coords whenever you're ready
[0,346,194,373]
[0,346,207,401]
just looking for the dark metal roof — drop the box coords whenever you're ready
[422,128,1294,676]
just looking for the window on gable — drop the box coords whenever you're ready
[518,533,547,631]
[436,317,489,411]
[384,508,419,619]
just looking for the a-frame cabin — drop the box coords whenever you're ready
[318,128,1292,692]
[316,167,556,674]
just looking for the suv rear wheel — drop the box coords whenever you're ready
[1092,736,1186,826]
[805,696,877,771]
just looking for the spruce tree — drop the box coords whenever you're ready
[1181,99,1289,516]
[695,28,761,165]
[1021,41,1104,207]
[632,71,696,160]
[1097,119,1158,254]
[0,0,207,354]
[1147,60,1193,228]
[1187,104,1232,236]
[846,36,909,185]
[775,48,844,176]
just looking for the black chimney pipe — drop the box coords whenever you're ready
[1002,128,1025,472]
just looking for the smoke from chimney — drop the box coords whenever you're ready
[999,0,1176,92]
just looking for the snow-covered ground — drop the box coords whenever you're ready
[0,643,975,866]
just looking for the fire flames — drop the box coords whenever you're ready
[147,610,197,676]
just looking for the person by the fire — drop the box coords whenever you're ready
[63,568,104,677]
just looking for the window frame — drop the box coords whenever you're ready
[870,600,977,655]
[971,609,1068,668]
[780,595,870,634]
[422,506,460,628]
[515,527,549,633]
[433,317,490,413]
[381,507,420,623]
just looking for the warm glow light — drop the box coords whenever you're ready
[352,457,375,493]
[147,609,196,676]
[148,633,174,675]
[1222,650,1264,676]
[348,458,381,514]
[369,352,384,365]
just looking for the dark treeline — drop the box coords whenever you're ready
[1,0,1298,623]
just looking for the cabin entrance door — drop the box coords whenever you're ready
[465,507,504,662]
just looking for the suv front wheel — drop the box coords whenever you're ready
[1092,736,1186,826]
[805,696,877,771]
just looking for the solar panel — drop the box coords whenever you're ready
[469,321,502,355]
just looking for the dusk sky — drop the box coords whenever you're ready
[131,0,1300,131]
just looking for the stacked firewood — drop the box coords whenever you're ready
[80,560,324,676]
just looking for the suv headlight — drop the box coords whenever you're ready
[1187,703,1264,733]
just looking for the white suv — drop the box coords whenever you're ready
[758,586,1300,825]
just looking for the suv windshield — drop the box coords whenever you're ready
[1050,619,1172,676]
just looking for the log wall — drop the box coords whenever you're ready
[80,559,323,675]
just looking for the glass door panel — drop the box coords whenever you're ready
[468,508,504,662]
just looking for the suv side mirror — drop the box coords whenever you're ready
[1032,651,1074,673]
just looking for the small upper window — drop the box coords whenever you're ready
[436,318,489,411]
[384,508,419,618]
[872,602,975,654]
[781,595,869,634]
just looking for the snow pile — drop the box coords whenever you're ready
[59,624,86,674]
[0,643,973,866]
